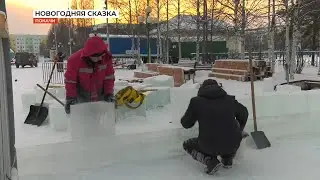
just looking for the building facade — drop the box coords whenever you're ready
[9,34,46,55]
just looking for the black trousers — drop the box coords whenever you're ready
[183,138,236,165]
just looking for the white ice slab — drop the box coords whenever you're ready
[144,75,174,87]
[21,92,37,112]
[170,87,198,125]
[239,91,309,119]
[70,102,116,140]
[35,87,57,102]
[55,87,66,100]
[115,102,147,121]
[115,80,129,86]
[306,89,320,112]
[276,84,301,92]
[144,87,171,109]
[49,102,69,131]
[262,77,275,92]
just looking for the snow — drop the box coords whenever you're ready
[10,60,320,179]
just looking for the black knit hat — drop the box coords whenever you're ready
[202,79,219,87]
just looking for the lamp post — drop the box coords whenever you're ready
[53,25,58,51]
[104,0,110,50]
[145,6,152,63]
[68,38,75,55]
[138,16,144,65]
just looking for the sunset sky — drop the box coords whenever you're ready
[7,0,106,35]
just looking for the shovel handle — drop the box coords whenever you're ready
[36,84,65,106]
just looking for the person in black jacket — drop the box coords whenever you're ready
[181,79,248,175]
[57,52,66,72]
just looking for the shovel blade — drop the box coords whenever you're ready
[251,131,271,149]
[24,105,49,126]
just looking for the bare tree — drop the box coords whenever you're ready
[215,0,269,57]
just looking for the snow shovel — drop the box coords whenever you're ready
[24,59,57,126]
[248,50,271,149]
[36,84,65,106]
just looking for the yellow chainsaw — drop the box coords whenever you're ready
[115,86,157,109]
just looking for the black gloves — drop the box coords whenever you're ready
[65,97,78,114]
[104,93,115,102]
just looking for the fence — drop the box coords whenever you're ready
[42,62,67,85]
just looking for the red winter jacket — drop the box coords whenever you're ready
[64,36,115,102]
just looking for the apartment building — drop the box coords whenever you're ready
[10,34,46,55]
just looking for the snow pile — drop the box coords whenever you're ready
[143,75,175,87]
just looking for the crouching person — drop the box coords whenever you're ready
[64,35,115,114]
[181,79,248,175]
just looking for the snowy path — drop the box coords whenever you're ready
[18,134,320,180]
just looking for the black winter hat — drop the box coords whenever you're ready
[202,79,219,87]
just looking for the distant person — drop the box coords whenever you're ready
[57,52,66,72]
[64,36,115,114]
[181,79,248,175]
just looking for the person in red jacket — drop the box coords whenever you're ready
[64,35,115,114]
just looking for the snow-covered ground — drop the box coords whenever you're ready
[11,60,320,179]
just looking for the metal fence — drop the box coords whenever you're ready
[42,62,67,85]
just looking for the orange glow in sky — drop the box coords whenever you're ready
[7,0,107,34]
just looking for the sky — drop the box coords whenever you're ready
[7,0,68,35]
[6,0,106,35]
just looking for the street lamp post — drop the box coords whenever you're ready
[53,25,58,51]
[104,0,110,50]
[145,6,152,63]
[138,16,144,65]
[68,38,75,56]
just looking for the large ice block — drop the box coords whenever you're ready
[239,91,309,120]
[55,88,66,100]
[143,75,174,87]
[49,102,69,131]
[115,80,129,86]
[70,102,115,140]
[115,102,147,120]
[276,84,301,92]
[274,91,308,116]
[170,87,198,125]
[21,92,37,112]
[35,87,57,102]
[306,89,320,112]
[144,87,170,109]
[262,78,275,92]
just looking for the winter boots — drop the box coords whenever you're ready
[221,157,233,169]
[205,158,223,175]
